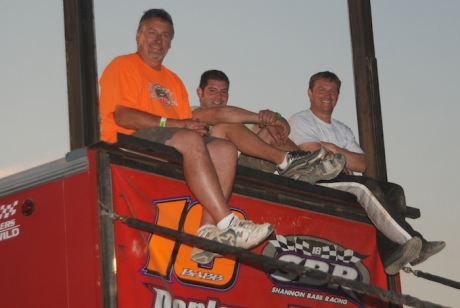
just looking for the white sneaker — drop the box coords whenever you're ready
[277,150,320,178]
[278,149,345,184]
[190,224,236,264]
[297,152,346,184]
[226,217,274,249]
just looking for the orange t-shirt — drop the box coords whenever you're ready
[99,53,192,142]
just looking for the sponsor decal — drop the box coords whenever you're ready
[123,195,372,307]
[142,198,240,289]
[180,268,224,282]
[113,163,385,307]
[147,285,234,308]
[271,286,349,305]
[262,235,370,306]
[0,200,20,242]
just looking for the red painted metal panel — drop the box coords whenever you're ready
[0,148,396,307]
[111,165,391,308]
[64,150,102,308]
[0,150,102,308]
[0,182,69,307]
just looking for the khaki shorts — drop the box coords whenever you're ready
[132,127,218,144]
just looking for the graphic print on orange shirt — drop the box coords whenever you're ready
[148,82,178,106]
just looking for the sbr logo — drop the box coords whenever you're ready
[261,234,370,305]
[0,200,18,220]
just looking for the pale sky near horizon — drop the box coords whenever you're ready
[1,1,459,307]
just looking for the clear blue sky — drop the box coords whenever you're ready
[1,1,459,306]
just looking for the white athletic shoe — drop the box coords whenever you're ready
[278,148,345,184]
[226,217,274,249]
[297,152,346,184]
[277,150,320,178]
[190,224,236,264]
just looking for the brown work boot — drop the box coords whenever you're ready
[384,237,422,275]
[410,241,446,266]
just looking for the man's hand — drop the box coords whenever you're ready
[267,117,290,145]
[320,142,340,153]
[258,109,279,128]
[252,109,291,145]
[180,117,210,136]
[320,141,366,173]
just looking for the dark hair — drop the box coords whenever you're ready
[309,71,341,92]
[138,9,174,38]
[199,70,230,90]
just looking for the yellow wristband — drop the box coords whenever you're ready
[159,117,167,127]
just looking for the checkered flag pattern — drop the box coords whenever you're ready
[0,201,18,220]
[269,235,312,255]
[270,234,296,252]
[294,236,312,255]
[320,245,338,260]
[337,249,363,264]
[269,235,364,265]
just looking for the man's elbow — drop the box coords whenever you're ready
[357,164,367,173]
[346,155,367,173]
[113,107,125,126]
[357,157,367,173]
[345,163,366,174]
[113,105,132,127]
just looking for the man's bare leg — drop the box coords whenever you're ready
[255,127,300,151]
[198,138,238,226]
[165,129,235,224]
[215,124,343,184]
[211,123,287,165]
[167,130,275,264]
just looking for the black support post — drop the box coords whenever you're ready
[63,0,99,150]
[348,0,387,182]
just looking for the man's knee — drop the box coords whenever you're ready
[256,128,271,143]
[207,138,238,159]
[210,123,231,139]
[209,138,237,152]
[383,182,407,215]
[360,177,387,201]
[168,129,205,151]
[386,182,405,197]
[360,176,381,191]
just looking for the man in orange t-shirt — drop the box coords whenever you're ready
[100,52,192,143]
[98,9,274,264]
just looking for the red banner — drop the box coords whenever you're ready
[111,165,390,308]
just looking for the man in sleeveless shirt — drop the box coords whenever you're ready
[192,70,346,184]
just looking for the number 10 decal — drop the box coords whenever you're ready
[145,198,243,289]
